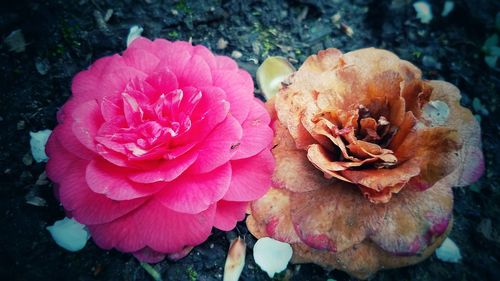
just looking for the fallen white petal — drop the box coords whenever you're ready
[436,237,462,263]
[30,129,52,163]
[253,237,292,278]
[422,100,449,126]
[127,25,144,47]
[413,1,433,24]
[47,217,90,252]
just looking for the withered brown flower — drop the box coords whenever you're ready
[247,48,484,279]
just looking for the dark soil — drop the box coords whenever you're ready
[1,0,499,280]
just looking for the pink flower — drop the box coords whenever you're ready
[45,37,275,262]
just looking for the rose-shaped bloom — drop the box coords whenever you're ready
[46,37,274,262]
[247,48,484,278]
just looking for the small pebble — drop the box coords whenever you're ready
[442,1,454,17]
[4,29,27,53]
[22,153,33,166]
[217,38,228,49]
[231,50,242,59]
[104,9,114,22]
[17,120,25,130]
[35,171,49,186]
[414,1,433,24]
[35,58,50,75]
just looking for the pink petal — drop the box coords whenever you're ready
[144,70,179,98]
[213,200,248,231]
[133,247,166,263]
[127,150,198,183]
[127,36,153,49]
[55,122,95,160]
[98,67,147,100]
[232,98,273,160]
[459,147,485,186]
[223,150,274,201]
[212,69,253,123]
[189,86,227,121]
[192,45,217,69]
[71,55,119,102]
[157,163,231,214]
[45,134,78,183]
[153,42,192,77]
[215,55,238,70]
[178,54,213,88]
[58,159,146,225]
[100,95,123,122]
[122,48,160,74]
[71,100,104,152]
[174,88,229,146]
[86,159,164,200]
[89,199,216,253]
[71,70,100,102]
[187,114,243,174]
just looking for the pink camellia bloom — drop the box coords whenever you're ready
[45,37,274,262]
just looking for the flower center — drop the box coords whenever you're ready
[312,103,399,169]
[96,77,203,161]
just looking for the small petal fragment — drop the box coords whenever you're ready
[47,217,90,252]
[30,129,52,163]
[436,238,462,263]
[253,237,293,278]
[127,25,144,47]
[223,237,246,281]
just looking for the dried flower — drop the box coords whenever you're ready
[46,37,274,262]
[247,48,484,279]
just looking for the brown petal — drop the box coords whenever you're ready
[388,111,417,150]
[274,50,344,149]
[358,183,405,204]
[365,70,403,107]
[394,127,461,190]
[312,118,357,161]
[307,144,377,182]
[369,176,454,255]
[401,80,432,118]
[291,226,450,280]
[290,183,386,253]
[388,97,406,127]
[340,159,421,193]
[250,188,301,243]
[359,117,379,140]
[347,140,397,163]
[426,80,484,186]
[273,122,329,192]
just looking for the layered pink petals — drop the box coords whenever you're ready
[46,37,274,261]
[88,200,217,253]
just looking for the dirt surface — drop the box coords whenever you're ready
[1,0,500,280]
